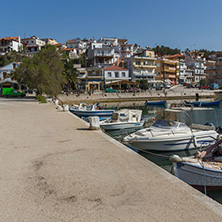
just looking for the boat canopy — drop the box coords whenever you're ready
[152,119,188,129]
[111,109,142,123]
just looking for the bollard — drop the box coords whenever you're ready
[89,116,100,130]
[63,104,69,111]
[55,99,59,106]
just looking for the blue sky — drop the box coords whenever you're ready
[1,0,222,51]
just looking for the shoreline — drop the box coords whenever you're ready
[58,88,221,105]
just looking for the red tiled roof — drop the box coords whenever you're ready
[66,39,77,42]
[118,39,127,42]
[104,65,128,71]
[61,48,74,51]
[166,54,186,59]
[0,37,19,42]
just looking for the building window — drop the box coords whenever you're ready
[115,72,119,78]
[108,72,112,77]
[135,61,141,65]
[122,72,126,77]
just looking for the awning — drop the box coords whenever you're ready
[106,80,139,85]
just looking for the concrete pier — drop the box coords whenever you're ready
[0,97,222,221]
[58,86,221,105]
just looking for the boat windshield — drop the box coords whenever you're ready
[152,119,179,128]
[112,113,119,121]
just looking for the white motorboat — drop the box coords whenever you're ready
[69,103,114,117]
[100,109,144,131]
[123,119,219,151]
[170,138,222,190]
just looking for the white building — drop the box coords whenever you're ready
[185,54,206,83]
[178,59,193,84]
[0,62,19,80]
[104,65,130,83]
[114,39,133,64]
[22,36,45,54]
[124,49,156,82]
[65,38,88,54]
[87,42,115,68]
[97,37,118,47]
[0,37,23,55]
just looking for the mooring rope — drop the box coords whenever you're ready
[130,146,171,158]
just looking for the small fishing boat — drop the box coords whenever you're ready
[145,100,166,106]
[69,103,114,117]
[184,100,220,107]
[100,109,144,131]
[170,138,222,191]
[123,119,219,152]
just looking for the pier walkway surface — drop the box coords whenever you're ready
[1,97,222,222]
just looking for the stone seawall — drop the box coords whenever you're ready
[59,87,221,105]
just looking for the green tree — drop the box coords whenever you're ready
[14,45,65,96]
[63,59,80,90]
[200,79,206,86]
[152,45,180,55]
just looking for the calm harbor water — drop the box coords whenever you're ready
[102,100,222,204]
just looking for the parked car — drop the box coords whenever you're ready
[210,83,219,90]
[105,88,118,93]
[198,85,209,89]
[128,87,140,92]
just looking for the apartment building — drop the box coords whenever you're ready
[206,53,222,84]
[114,39,133,64]
[185,52,206,83]
[165,54,193,84]
[155,56,178,85]
[87,42,115,68]
[124,48,156,82]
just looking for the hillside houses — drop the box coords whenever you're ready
[0,34,220,91]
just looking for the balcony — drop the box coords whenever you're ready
[94,53,113,57]
[134,64,156,69]
[162,67,177,73]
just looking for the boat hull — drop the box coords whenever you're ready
[124,131,218,151]
[145,100,166,106]
[69,109,114,117]
[184,100,220,107]
[173,161,222,190]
